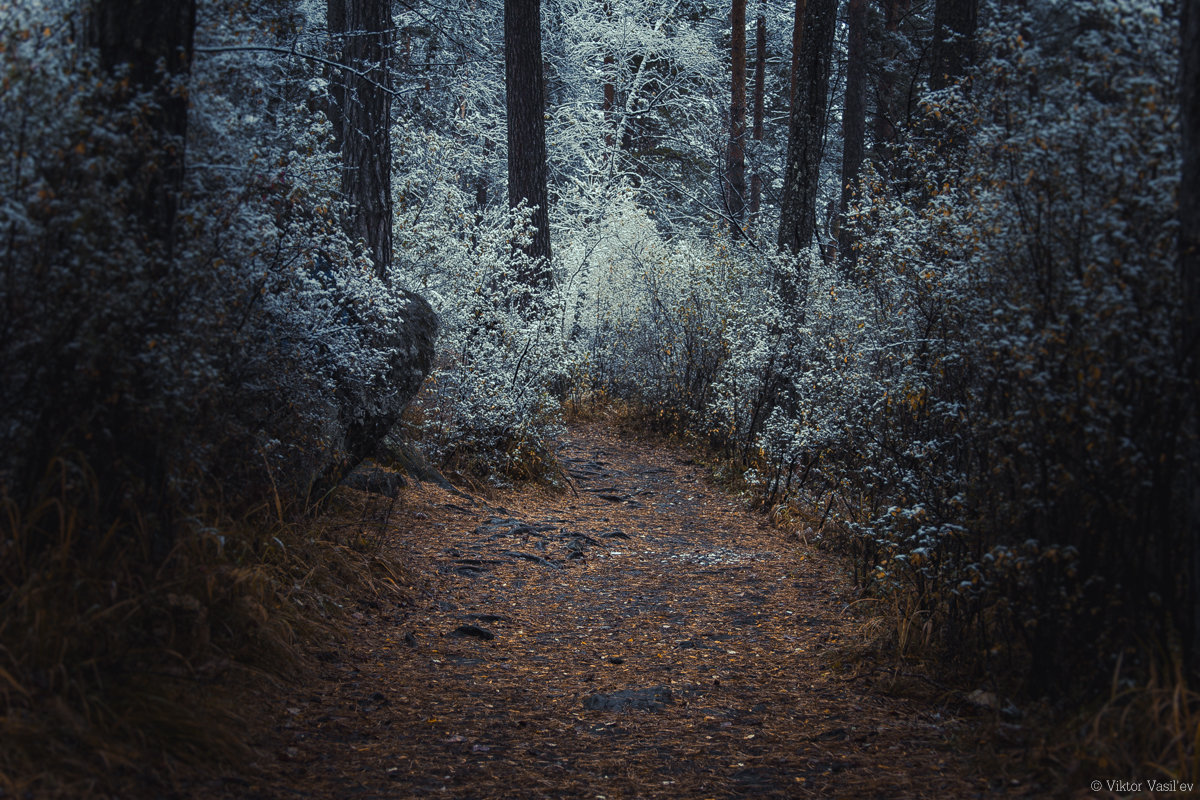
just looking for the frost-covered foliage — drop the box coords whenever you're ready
[394,175,567,477]
[0,3,440,786]
[559,193,746,426]
[698,0,1183,691]
[0,1,425,514]
[385,0,760,475]
[549,0,1184,692]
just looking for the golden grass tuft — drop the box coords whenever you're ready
[1056,657,1200,793]
[0,452,422,798]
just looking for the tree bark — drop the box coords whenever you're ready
[750,10,766,221]
[603,1,616,149]
[725,0,748,229]
[330,0,394,277]
[603,53,616,148]
[89,0,197,556]
[789,0,807,108]
[322,1,437,497]
[871,0,910,163]
[326,0,347,153]
[91,0,196,259]
[1179,0,1200,671]
[837,0,867,265]
[505,0,553,285]
[777,0,836,255]
[929,0,978,90]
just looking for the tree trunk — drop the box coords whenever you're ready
[750,10,766,222]
[603,53,616,148]
[777,0,836,255]
[505,0,553,285]
[871,0,910,164]
[330,0,394,277]
[603,1,616,149]
[320,0,436,499]
[725,0,748,229]
[836,0,867,266]
[326,0,347,153]
[929,0,978,90]
[91,0,196,260]
[789,0,807,108]
[1179,0,1200,672]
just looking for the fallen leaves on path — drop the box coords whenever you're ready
[187,424,1040,799]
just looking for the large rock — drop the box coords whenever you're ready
[317,287,438,499]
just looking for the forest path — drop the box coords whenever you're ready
[232,423,1032,799]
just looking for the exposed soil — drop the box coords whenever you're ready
[184,423,1042,799]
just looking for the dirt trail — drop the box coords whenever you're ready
[212,423,1036,799]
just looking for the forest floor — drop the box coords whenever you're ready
[183,421,1046,799]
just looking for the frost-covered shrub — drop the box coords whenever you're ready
[559,195,753,431]
[0,2,429,517]
[725,1,1183,691]
[391,130,565,478]
[567,0,1184,692]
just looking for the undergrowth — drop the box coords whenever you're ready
[0,456,419,799]
[571,393,1200,794]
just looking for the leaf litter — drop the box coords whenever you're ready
[177,423,1041,799]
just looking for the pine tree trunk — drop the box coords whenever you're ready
[90,0,197,555]
[321,0,436,495]
[505,0,553,285]
[326,0,347,153]
[726,0,748,229]
[789,0,807,108]
[603,0,616,150]
[749,10,766,222]
[777,0,836,255]
[871,0,909,163]
[331,0,393,278]
[603,54,616,148]
[930,0,977,90]
[836,0,867,266]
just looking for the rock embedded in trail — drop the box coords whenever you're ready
[597,529,630,540]
[582,686,673,712]
[451,624,495,641]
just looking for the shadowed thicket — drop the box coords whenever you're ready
[559,0,1192,713]
[0,1,432,793]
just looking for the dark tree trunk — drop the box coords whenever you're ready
[603,1,616,149]
[603,53,616,148]
[505,0,553,285]
[777,0,836,255]
[837,0,867,265]
[1179,0,1200,671]
[929,0,978,90]
[320,0,436,500]
[725,0,748,229]
[871,0,910,163]
[326,0,347,153]
[330,0,394,277]
[750,10,766,221]
[91,0,196,259]
[789,0,807,107]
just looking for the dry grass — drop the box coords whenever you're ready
[0,453,422,799]
[564,397,1200,798]
[1045,658,1200,795]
